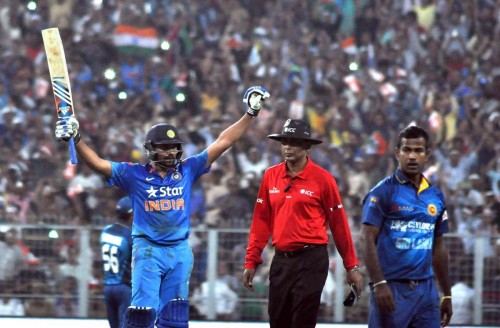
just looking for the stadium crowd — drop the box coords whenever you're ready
[0,0,499,324]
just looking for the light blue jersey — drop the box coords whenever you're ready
[107,150,209,245]
[362,169,449,280]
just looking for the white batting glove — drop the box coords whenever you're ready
[243,86,270,117]
[55,117,80,144]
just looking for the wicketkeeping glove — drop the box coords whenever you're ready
[243,86,270,117]
[55,117,81,144]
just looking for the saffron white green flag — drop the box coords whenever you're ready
[113,25,159,57]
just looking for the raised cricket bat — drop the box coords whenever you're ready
[41,28,77,164]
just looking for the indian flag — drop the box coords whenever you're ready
[113,25,159,57]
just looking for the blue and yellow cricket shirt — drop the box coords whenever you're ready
[362,169,449,280]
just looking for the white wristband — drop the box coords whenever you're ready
[372,280,387,288]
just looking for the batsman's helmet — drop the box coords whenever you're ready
[116,196,133,215]
[143,123,183,163]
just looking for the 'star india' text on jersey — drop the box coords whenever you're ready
[108,150,209,245]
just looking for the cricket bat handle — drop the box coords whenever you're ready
[69,136,78,164]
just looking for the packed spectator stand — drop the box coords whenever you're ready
[0,0,499,324]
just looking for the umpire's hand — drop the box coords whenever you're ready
[242,268,256,291]
[346,269,363,298]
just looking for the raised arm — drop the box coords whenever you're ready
[55,118,112,178]
[206,86,270,168]
[206,114,254,168]
[75,140,112,178]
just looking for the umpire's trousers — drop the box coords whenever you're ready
[268,244,329,328]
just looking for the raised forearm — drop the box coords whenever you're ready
[218,114,254,148]
[206,114,254,166]
[76,139,112,178]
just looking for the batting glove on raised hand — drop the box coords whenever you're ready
[55,117,81,144]
[243,86,270,117]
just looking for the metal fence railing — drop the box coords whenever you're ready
[0,224,498,325]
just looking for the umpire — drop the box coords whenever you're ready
[242,119,363,328]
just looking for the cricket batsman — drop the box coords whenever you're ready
[55,86,270,327]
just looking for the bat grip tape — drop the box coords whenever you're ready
[69,137,78,164]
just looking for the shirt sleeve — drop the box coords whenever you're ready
[245,171,272,269]
[324,176,359,270]
[107,161,134,194]
[185,149,210,181]
[361,184,387,228]
[434,190,449,237]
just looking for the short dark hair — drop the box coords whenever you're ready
[396,125,430,149]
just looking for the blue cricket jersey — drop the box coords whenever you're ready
[362,169,449,280]
[100,223,132,285]
[107,150,209,245]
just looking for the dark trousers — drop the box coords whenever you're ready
[268,245,329,328]
[104,284,132,328]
